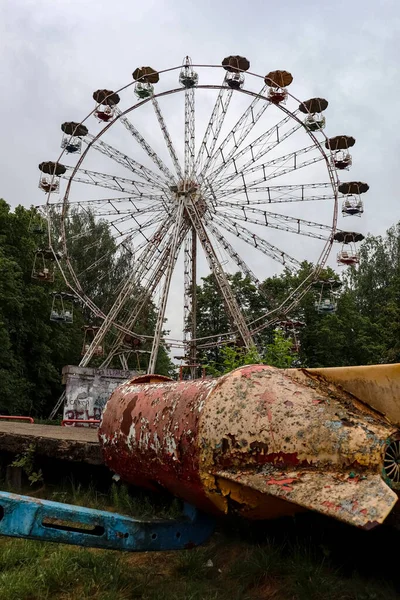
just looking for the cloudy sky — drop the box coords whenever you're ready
[1,0,399,349]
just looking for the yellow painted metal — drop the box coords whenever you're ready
[198,365,398,528]
[291,364,400,427]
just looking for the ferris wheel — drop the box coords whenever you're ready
[37,55,368,373]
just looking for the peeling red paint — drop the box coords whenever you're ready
[98,364,400,528]
[267,478,297,486]
[322,501,339,511]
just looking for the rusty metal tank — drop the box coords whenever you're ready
[99,365,400,529]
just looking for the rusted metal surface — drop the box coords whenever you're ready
[99,365,400,529]
[100,375,220,513]
[289,364,400,427]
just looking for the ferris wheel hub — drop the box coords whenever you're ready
[170,180,199,195]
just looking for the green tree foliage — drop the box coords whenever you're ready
[0,200,173,417]
[203,329,295,376]
[195,272,270,366]
[196,221,400,371]
[59,208,134,311]
[0,200,80,416]
[344,224,400,363]
[2,194,400,415]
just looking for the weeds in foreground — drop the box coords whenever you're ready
[10,444,43,486]
[0,528,398,600]
[46,478,183,520]
[0,479,398,599]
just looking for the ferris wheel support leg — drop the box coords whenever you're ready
[184,199,255,350]
[205,219,259,285]
[190,228,197,374]
[79,219,172,369]
[148,203,186,375]
[100,220,189,370]
[183,226,197,377]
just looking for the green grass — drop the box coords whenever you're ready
[0,533,398,600]
[0,480,399,599]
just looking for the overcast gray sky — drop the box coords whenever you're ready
[1,0,400,345]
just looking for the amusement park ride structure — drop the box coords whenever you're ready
[4,58,400,554]
[34,55,368,378]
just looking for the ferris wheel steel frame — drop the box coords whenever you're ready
[43,61,341,372]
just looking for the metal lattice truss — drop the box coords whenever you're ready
[44,59,341,371]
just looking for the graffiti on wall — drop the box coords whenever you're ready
[62,366,136,425]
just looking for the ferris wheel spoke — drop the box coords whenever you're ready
[215,144,319,191]
[183,226,197,364]
[48,195,169,211]
[204,218,260,285]
[71,200,166,221]
[194,84,233,176]
[202,85,269,180]
[184,197,254,348]
[87,203,166,219]
[111,212,166,240]
[85,135,169,189]
[214,182,334,201]
[114,107,176,182]
[65,205,164,243]
[215,193,336,206]
[213,214,301,269]
[218,154,326,197]
[102,218,190,367]
[63,167,168,196]
[207,113,300,185]
[72,212,166,281]
[239,117,301,170]
[215,205,333,241]
[152,97,183,179]
[184,89,195,179]
[148,202,186,374]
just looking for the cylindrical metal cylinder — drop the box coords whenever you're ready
[99,365,398,524]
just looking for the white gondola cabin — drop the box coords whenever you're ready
[93,89,120,123]
[61,122,88,154]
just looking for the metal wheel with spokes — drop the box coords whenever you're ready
[39,55,367,373]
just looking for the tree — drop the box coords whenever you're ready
[0,200,174,417]
[202,329,295,377]
[195,272,270,366]
[0,200,83,415]
[343,224,400,363]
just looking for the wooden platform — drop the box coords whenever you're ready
[0,422,102,465]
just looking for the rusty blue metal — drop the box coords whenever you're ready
[0,492,215,551]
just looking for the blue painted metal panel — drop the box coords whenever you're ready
[0,492,215,551]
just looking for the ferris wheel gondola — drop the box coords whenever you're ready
[334,231,365,266]
[31,248,62,283]
[313,278,342,315]
[50,292,77,323]
[37,55,368,374]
